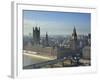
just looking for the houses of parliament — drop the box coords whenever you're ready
[24,25,90,60]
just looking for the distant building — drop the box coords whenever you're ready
[57,47,80,59]
[69,27,78,50]
[33,26,40,45]
[82,46,90,59]
[57,27,82,59]
[44,32,49,47]
[88,33,91,46]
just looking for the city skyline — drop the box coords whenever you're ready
[23,10,91,36]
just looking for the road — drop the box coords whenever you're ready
[23,50,56,67]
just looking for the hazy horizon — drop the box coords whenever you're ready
[23,10,91,36]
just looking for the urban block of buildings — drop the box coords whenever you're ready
[23,25,91,67]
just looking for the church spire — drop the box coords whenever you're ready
[45,32,49,46]
[72,26,77,41]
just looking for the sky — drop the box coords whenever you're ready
[23,10,91,36]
